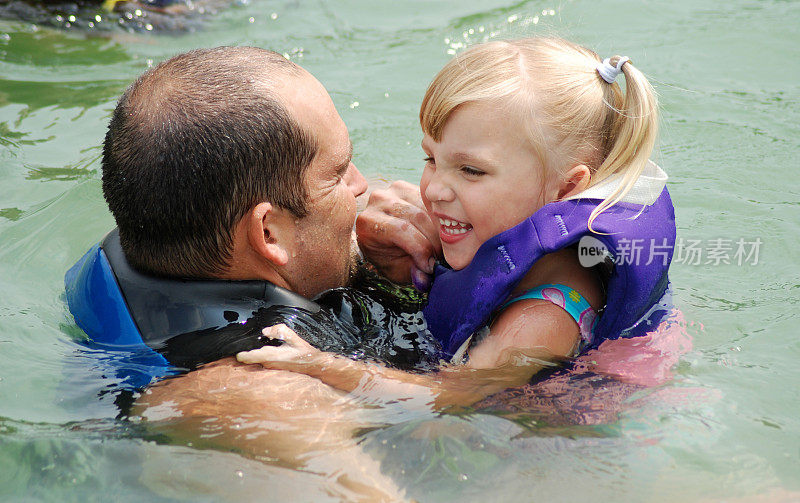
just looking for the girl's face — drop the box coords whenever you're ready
[420,101,560,270]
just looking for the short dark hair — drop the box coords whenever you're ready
[102,46,317,278]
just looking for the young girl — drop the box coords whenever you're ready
[237,37,675,406]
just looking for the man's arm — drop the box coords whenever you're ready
[132,358,407,502]
[356,181,440,285]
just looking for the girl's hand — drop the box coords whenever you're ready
[237,324,319,365]
[237,326,372,402]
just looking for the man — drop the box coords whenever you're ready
[103,47,365,296]
[93,46,414,500]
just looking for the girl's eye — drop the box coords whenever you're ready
[461,166,484,177]
[423,156,435,165]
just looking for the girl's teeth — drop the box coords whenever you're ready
[438,217,472,235]
[439,217,467,227]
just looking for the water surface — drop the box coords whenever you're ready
[1,0,799,501]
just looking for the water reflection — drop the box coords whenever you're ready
[25,155,99,181]
[1,0,797,498]
[0,0,237,32]
[0,80,124,112]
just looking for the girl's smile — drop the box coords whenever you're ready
[435,213,473,244]
[420,101,560,270]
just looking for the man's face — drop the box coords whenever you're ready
[278,71,368,298]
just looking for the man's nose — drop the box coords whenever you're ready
[345,162,368,198]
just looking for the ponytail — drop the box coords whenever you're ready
[588,56,659,231]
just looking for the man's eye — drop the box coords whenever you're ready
[461,166,484,177]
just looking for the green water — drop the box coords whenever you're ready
[1,0,799,501]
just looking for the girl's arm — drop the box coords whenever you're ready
[238,252,603,410]
[468,299,581,369]
[237,324,559,411]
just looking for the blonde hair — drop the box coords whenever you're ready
[419,37,658,229]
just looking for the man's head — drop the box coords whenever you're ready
[102,46,367,297]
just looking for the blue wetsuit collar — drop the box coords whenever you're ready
[97,228,319,350]
[64,228,320,387]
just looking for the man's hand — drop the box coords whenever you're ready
[355,181,441,285]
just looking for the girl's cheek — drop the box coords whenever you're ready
[419,178,433,212]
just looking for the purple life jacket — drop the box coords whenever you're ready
[423,185,676,359]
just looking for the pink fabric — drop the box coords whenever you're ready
[475,310,697,425]
[575,309,694,387]
[540,287,566,309]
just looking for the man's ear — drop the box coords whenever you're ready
[556,164,592,200]
[247,202,289,267]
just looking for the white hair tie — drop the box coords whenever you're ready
[596,56,630,84]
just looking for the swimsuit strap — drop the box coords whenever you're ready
[501,284,598,346]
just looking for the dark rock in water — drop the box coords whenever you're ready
[0,0,234,32]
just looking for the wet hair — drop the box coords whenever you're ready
[420,37,658,229]
[102,46,317,278]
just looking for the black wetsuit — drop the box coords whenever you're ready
[102,229,440,374]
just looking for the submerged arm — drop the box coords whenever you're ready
[132,358,407,501]
[237,324,563,411]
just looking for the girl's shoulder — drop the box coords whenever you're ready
[466,250,605,367]
[512,248,604,311]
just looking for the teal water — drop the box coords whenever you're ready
[1,0,799,501]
